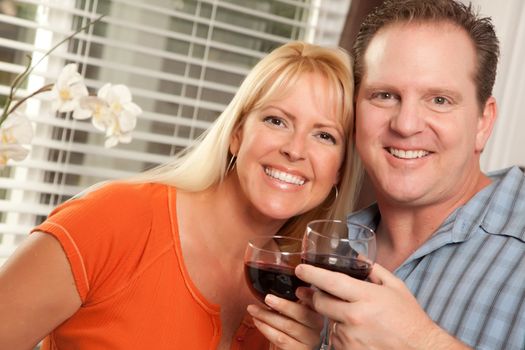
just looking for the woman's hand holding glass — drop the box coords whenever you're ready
[244,236,324,349]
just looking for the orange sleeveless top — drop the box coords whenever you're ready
[33,182,268,349]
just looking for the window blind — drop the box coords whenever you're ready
[0,0,351,263]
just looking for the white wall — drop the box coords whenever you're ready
[470,1,525,171]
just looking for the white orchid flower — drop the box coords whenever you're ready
[48,63,89,118]
[104,131,132,148]
[97,83,142,128]
[78,96,115,132]
[0,107,33,166]
[0,16,144,162]
[79,83,141,148]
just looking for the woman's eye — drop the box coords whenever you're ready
[263,116,286,127]
[316,132,336,144]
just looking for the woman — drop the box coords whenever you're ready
[0,41,361,349]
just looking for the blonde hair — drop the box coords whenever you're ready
[131,41,362,238]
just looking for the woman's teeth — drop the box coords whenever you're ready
[265,167,305,185]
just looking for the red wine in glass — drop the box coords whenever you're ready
[244,261,309,302]
[244,236,305,303]
[301,253,372,280]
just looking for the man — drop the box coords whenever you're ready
[293,0,525,349]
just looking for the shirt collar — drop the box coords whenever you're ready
[478,166,525,242]
[348,166,525,260]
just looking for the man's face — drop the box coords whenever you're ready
[355,22,496,208]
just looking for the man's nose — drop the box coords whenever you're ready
[389,99,425,137]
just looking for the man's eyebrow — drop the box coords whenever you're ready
[359,83,398,93]
[359,84,463,101]
[425,88,462,101]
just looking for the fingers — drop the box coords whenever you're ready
[247,294,323,349]
[295,263,400,303]
[309,288,352,323]
[367,263,396,286]
[251,317,315,350]
[295,264,368,302]
[295,287,315,310]
[266,293,323,330]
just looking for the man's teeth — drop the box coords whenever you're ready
[265,167,305,185]
[389,148,429,159]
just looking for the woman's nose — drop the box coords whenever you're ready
[279,133,306,162]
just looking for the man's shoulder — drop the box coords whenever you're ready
[347,204,379,229]
[480,166,525,242]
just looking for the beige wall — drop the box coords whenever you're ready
[471,1,525,171]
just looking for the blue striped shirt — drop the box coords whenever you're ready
[347,166,525,349]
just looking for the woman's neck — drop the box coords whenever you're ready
[176,174,287,259]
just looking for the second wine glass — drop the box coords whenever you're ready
[302,219,376,350]
[244,236,308,303]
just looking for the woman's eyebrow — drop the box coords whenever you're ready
[265,105,342,134]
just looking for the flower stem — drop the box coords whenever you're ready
[2,84,54,121]
[9,55,33,101]
[1,14,105,125]
[12,15,105,94]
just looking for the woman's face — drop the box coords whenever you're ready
[230,72,345,220]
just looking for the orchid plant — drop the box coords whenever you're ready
[0,16,142,167]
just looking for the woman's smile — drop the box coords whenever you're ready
[264,166,306,186]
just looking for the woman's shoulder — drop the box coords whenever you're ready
[78,180,170,203]
[42,181,175,238]
[62,181,172,215]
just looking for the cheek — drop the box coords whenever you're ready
[236,132,263,157]
[436,119,475,149]
[313,150,344,184]
[355,120,375,158]
[356,106,382,140]
[235,131,280,168]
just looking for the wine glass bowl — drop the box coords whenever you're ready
[244,236,308,303]
[302,220,376,279]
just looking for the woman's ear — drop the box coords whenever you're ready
[229,123,243,155]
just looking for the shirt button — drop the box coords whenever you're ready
[236,336,244,342]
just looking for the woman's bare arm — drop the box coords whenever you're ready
[0,232,82,349]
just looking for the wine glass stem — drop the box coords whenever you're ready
[319,317,334,350]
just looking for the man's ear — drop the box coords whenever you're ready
[475,96,497,153]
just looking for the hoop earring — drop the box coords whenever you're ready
[323,185,339,210]
[226,155,237,173]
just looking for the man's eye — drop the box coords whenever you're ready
[369,91,398,107]
[433,96,449,105]
[373,92,394,100]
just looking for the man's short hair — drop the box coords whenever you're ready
[352,0,499,107]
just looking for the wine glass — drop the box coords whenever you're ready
[244,236,309,303]
[302,219,376,350]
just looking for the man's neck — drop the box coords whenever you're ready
[374,173,493,271]
[374,205,447,271]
